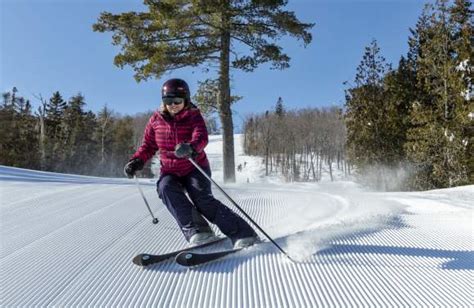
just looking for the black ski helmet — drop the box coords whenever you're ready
[161,78,190,103]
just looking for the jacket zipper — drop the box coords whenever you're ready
[173,122,178,144]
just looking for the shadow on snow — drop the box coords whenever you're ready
[140,213,473,272]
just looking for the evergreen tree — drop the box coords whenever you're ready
[403,6,435,189]
[0,88,142,177]
[16,97,40,169]
[0,88,39,168]
[2,91,12,108]
[10,87,18,109]
[46,91,67,124]
[0,91,16,165]
[44,91,67,169]
[382,56,415,164]
[61,94,97,174]
[93,0,314,182]
[450,0,473,183]
[406,0,471,188]
[193,79,220,116]
[407,9,431,73]
[193,78,241,134]
[344,39,393,189]
[193,79,236,122]
[275,97,285,117]
[111,116,136,176]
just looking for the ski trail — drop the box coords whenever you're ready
[1,153,473,307]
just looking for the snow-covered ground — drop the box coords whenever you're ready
[1,135,473,307]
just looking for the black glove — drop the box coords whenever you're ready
[124,158,144,178]
[174,143,196,159]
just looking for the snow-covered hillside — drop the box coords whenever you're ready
[1,135,473,307]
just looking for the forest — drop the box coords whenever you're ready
[1,0,471,191]
[244,0,472,190]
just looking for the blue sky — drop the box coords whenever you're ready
[1,0,426,129]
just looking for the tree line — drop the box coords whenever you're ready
[0,87,227,177]
[243,99,348,182]
[244,0,472,191]
[345,0,474,189]
[345,0,472,190]
[2,0,471,190]
[0,88,155,177]
[92,0,313,182]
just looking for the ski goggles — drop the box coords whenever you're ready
[163,97,185,106]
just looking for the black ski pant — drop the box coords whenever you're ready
[157,165,256,243]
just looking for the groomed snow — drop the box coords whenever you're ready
[1,135,473,307]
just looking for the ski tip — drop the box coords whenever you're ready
[175,252,194,267]
[175,248,244,267]
[132,254,150,266]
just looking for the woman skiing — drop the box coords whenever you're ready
[124,78,258,249]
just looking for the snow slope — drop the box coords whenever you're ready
[1,135,473,307]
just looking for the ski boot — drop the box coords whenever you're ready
[233,235,259,249]
[189,231,219,246]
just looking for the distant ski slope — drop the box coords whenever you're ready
[1,135,472,307]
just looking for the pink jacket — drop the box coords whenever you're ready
[131,106,210,177]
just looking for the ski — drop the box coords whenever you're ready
[175,247,244,267]
[132,237,226,267]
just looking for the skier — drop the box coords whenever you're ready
[124,78,258,249]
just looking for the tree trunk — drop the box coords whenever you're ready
[218,15,235,183]
[37,99,47,171]
[100,116,109,164]
[310,151,316,181]
[319,151,323,180]
[39,110,46,170]
[265,146,269,176]
[328,157,333,181]
[101,126,106,164]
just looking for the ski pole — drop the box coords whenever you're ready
[134,175,159,224]
[188,158,295,262]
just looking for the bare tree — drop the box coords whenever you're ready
[33,94,47,170]
[244,106,347,182]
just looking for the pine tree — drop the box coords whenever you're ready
[16,97,40,169]
[193,78,242,134]
[61,94,97,174]
[44,91,67,169]
[193,79,220,116]
[382,57,415,163]
[0,88,39,168]
[403,6,434,189]
[275,97,285,117]
[406,0,471,188]
[46,91,67,124]
[344,39,392,189]
[0,91,15,165]
[450,0,473,183]
[111,116,136,176]
[93,0,314,182]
